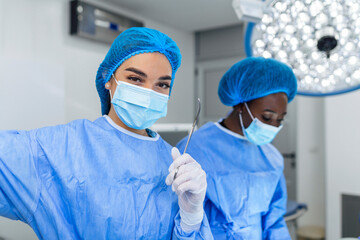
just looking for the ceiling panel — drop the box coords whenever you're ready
[104,0,240,31]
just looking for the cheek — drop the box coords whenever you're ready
[243,116,253,128]
[110,85,117,98]
[163,88,170,95]
[240,112,252,128]
[153,86,170,96]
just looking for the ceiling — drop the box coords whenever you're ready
[104,0,241,32]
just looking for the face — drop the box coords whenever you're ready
[105,52,173,96]
[240,92,288,128]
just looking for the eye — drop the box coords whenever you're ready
[157,82,171,89]
[262,115,271,122]
[127,76,142,83]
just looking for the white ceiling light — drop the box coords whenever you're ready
[243,0,360,96]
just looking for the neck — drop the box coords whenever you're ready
[223,109,244,136]
[107,107,148,137]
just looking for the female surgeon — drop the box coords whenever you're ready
[177,57,297,239]
[0,27,212,239]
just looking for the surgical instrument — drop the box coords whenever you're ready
[173,98,201,180]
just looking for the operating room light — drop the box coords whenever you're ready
[244,0,360,96]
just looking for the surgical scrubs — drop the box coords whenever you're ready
[177,122,290,240]
[0,116,212,239]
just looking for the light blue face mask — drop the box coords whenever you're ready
[110,75,169,130]
[239,102,283,145]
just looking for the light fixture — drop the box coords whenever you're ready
[232,0,266,23]
[243,0,360,96]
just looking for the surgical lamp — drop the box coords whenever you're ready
[234,0,360,96]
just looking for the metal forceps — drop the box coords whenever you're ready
[173,98,201,180]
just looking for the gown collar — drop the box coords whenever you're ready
[214,119,247,140]
[103,115,160,141]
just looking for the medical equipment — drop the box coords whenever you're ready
[70,0,143,44]
[284,200,308,239]
[232,0,265,23]
[183,98,201,155]
[243,0,360,96]
[342,194,360,237]
[174,98,201,180]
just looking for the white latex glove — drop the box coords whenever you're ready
[165,147,207,232]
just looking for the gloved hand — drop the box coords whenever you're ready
[165,147,207,232]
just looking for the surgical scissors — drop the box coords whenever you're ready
[173,98,201,180]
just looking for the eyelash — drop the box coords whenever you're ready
[262,115,284,122]
[127,76,142,83]
[262,116,271,122]
[126,76,170,90]
[158,82,170,89]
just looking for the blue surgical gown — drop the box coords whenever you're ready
[0,116,212,239]
[177,122,290,240]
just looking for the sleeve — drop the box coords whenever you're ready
[0,130,40,223]
[173,138,213,239]
[172,211,214,240]
[261,174,291,240]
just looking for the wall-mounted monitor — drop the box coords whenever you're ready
[70,0,143,44]
[342,194,360,237]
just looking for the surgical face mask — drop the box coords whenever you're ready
[239,102,283,145]
[110,75,169,130]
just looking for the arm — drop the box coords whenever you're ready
[0,130,40,223]
[262,175,291,240]
[166,148,214,240]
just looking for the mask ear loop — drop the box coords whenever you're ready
[238,104,247,131]
[244,102,255,120]
[239,111,245,130]
[109,74,120,101]
[112,74,120,85]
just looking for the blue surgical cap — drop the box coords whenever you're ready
[96,27,182,115]
[218,57,298,106]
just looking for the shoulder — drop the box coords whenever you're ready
[36,118,90,132]
[260,143,284,169]
[195,122,217,136]
[176,122,214,153]
[177,122,221,167]
[156,134,173,153]
[35,118,103,140]
[263,143,283,160]
[179,122,216,145]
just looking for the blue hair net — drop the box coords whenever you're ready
[218,57,297,106]
[96,27,182,115]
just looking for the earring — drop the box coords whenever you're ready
[106,83,110,88]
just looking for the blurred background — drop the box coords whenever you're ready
[0,0,359,239]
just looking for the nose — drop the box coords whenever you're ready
[142,81,154,91]
[270,120,281,128]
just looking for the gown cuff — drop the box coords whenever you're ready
[173,211,213,240]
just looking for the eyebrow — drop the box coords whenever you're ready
[125,67,172,81]
[125,67,147,77]
[159,76,172,81]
